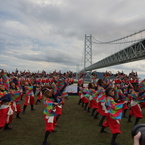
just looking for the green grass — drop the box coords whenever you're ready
[0,96,144,145]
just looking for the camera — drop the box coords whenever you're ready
[132,124,145,145]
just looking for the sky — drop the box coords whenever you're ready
[0,0,145,78]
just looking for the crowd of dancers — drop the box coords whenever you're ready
[77,71,145,145]
[0,69,75,145]
[1,68,144,145]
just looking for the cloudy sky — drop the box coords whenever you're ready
[0,0,145,78]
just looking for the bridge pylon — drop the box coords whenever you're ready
[84,34,92,70]
[83,34,92,81]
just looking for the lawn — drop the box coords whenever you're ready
[0,95,144,145]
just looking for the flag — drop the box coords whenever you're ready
[95,87,106,102]
[138,80,145,92]
[62,92,68,98]
[51,83,58,95]
[98,94,106,102]
[83,87,89,94]
[131,89,145,103]
[43,99,56,116]
[2,74,10,89]
[35,88,41,96]
[0,91,7,98]
[12,91,21,102]
[106,97,123,120]
[57,79,65,90]
[25,86,33,96]
[110,103,123,120]
[123,86,128,94]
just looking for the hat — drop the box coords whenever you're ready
[0,94,12,102]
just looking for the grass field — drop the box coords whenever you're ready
[0,95,145,145]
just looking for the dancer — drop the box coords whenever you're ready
[114,80,128,118]
[128,83,145,126]
[87,83,98,116]
[0,84,13,130]
[9,81,22,119]
[22,81,35,114]
[100,87,127,145]
[42,84,58,145]
[94,79,108,126]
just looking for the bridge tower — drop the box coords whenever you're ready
[83,34,92,81]
[84,34,92,70]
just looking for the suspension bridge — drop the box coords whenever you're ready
[81,29,145,72]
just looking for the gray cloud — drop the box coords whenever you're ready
[13,49,79,66]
